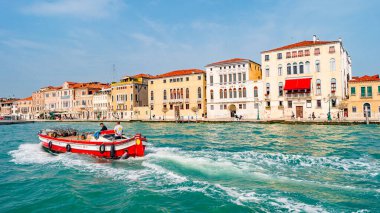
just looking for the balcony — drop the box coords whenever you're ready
[285,93,311,99]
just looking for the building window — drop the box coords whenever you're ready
[352,106,357,113]
[219,75,223,84]
[315,60,320,72]
[266,101,271,107]
[243,87,247,97]
[233,88,237,98]
[287,63,291,75]
[265,55,270,61]
[306,100,312,108]
[186,77,189,81]
[316,79,321,95]
[332,99,337,108]
[150,91,154,101]
[239,104,242,109]
[293,62,297,74]
[220,89,223,99]
[209,76,213,85]
[288,101,292,108]
[233,73,236,82]
[299,62,304,74]
[163,90,167,100]
[224,89,228,99]
[278,82,283,96]
[238,88,242,98]
[286,52,291,58]
[277,53,282,59]
[298,50,303,57]
[229,74,232,83]
[254,86,258,98]
[198,104,202,109]
[317,100,322,108]
[305,49,310,56]
[237,73,242,82]
[367,86,373,97]
[314,48,320,55]
[210,105,214,110]
[210,90,214,100]
[305,61,310,73]
[242,73,246,82]
[279,101,283,107]
[163,79,166,83]
[378,86,380,94]
[278,65,282,76]
[224,74,227,84]
[361,86,366,97]
[150,81,154,84]
[186,88,190,99]
[229,88,233,98]
[329,46,335,53]
[330,58,336,71]
[266,83,270,95]
[265,66,270,77]
[331,78,336,93]
[292,51,297,58]
[363,103,371,117]
[198,87,202,99]
[351,87,356,95]
[198,75,201,80]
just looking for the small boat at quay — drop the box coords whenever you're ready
[38,129,146,159]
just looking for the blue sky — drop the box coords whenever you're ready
[0,0,379,97]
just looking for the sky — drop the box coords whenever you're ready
[0,0,379,98]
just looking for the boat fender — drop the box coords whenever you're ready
[48,141,53,150]
[110,144,116,159]
[66,144,71,152]
[121,151,129,159]
[52,132,58,138]
[99,144,106,154]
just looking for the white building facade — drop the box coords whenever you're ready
[261,36,352,120]
[93,88,111,119]
[205,58,263,120]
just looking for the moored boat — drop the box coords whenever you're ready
[38,129,146,159]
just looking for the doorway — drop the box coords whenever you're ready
[174,106,180,120]
[296,106,303,118]
[363,103,371,117]
[228,104,236,118]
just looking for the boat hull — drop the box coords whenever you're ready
[38,134,146,159]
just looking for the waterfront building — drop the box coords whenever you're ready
[346,75,380,120]
[261,35,352,120]
[71,82,109,120]
[32,87,48,119]
[13,97,33,120]
[43,86,63,116]
[148,69,206,120]
[205,58,262,120]
[0,98,17,116]
[110,74,151,120]
[93,86,111,120]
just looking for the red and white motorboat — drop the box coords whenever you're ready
[38,129,146,159]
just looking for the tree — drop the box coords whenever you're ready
[191,106,199,121]
[162,107,168,120]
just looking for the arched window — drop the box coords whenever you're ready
[243,87,247,97]
[150,91,154,101]
[180,88,183,99]
[278,64,282,76]
[287,63,291,75]
[210,90,214,100]
[316,79,321,95]
[331,78,336,93]
[265,66,270,77]
[299,62,304,74]
[363,103,371,117]
[186,88,189,99]
[163,90,167,100]
[305,61,310,73]
[198,87,201,99]
[330,58,336,71]
[254,86,258,97]
[233,88,237,98]
[238,88,242,98]
[224,89,227,99]
[278,82,283,96]
[177,89,180,99]
[219,89,223,99]
[293,62,298,74]
[266,83,270,95]
[315,60,320,72]
[229,88,233,98]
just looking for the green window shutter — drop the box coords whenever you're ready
[367,86,372,97]
[351,87,356,95]
[378,85,380,94]
[361,87,366,97]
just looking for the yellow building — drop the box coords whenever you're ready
[347,75,380,120]
[111,74,151,120]
[148,69,206,120]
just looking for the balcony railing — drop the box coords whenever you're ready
[285,93,311,99]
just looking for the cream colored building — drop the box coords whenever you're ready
[13,97,33,120]
[111,74,150,120]
[261,35,352,120]
[346,75,380,121]
[148,69,206,120]
[205,58,263,120]
[93,87,111,120]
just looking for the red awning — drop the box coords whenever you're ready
[284,78,311,90]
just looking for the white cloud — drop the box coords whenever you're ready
[1,38,48,50]
[22,0,125,19]
[130,33,166,48]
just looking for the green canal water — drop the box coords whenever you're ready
[1,122,379,212]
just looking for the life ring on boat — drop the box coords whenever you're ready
[110,144,116,159]
[48,141,53,150]
[99,144,106,154]
[66,144,71,152]
[121,151,129,159]
[52,132,58,138]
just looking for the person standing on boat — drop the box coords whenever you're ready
[114,121,123,139]
[100,123,107,131]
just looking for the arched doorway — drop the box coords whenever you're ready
[363,103,371,117]
[228,104,236,118]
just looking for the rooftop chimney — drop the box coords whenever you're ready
[313,35,317,43]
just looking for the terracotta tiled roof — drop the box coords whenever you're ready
[17,96,32,102]
[70,82,109,89]
[206,58,252,67]
[262,40,337,53]
[154,69,205,78]
[349,75,380,82]
[132,73,154,79]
